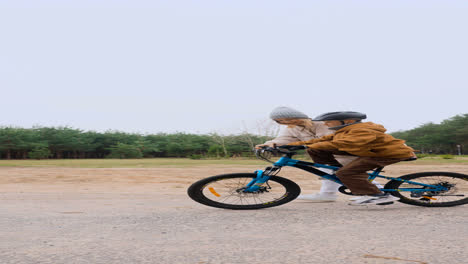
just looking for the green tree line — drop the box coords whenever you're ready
[0,127,272,159]
[391,114,468,154]
[1,113,466,159]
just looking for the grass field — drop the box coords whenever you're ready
[0,156,467,168]
[0,158,269,168]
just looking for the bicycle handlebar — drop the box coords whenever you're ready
[264,145,305,152]
[256,145,306,155]
[277,145,307,151]
[254,145,306,163]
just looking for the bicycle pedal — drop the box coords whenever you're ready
[376,201,394,206]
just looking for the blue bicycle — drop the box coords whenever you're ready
[188,146,468,209]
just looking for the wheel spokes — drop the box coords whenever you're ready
[202,177,287,206]
[398,176,468,204]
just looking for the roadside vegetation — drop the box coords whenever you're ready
[392,114,467,155]
[0,128,271,160]
[0,114,466,160]
[0,155,467,168]
[0,158,268,168]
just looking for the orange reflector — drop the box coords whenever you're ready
[422,196,437,200]
[208,187,221,197]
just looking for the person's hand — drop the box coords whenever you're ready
[287,141,306,146]
[255,143,276,149]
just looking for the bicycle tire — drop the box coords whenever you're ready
[384,172,468,207]
[187,173,301,210]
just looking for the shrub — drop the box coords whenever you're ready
[28,146,51,159]
[207,145,225,158]
[107,143,143,159]
[240,152,255,158]
[416,153,431,159]
[189,154,203,160]
[440,154,454,159]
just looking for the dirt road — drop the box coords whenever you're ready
[1,164,467,264]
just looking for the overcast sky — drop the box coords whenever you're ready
[1,0,467,135]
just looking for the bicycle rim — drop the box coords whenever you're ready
[188,173,301,209]
[386,172,468,207]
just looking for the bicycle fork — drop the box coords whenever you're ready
[243,167,281,192]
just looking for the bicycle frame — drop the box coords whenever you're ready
[244,155,449,193]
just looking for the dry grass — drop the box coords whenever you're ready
[0,156,467,168]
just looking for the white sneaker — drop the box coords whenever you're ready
[349,194,400,206]
[296,193,337,202]
[349,196,363,201]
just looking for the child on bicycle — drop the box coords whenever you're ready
[254,106,358,202]
[288,111,416,205]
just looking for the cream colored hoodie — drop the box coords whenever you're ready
[264,121,356,165]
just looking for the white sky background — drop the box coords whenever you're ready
[1,0,467,135]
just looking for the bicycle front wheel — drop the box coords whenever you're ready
[187,173,301,210]
[385,172,468,207]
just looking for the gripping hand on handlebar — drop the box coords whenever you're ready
[256,145,307,152]
[277,145,307,151]
[255,142,277,149]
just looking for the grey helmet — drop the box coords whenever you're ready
[269,106,309,120]
[312,111,366,121]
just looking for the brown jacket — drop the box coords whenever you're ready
[263,121,357,165]
[290,122,415,159]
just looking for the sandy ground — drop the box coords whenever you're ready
[1,164,467,264]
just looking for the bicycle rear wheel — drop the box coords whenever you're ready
[187,173,301,210]
[385,172,468,207]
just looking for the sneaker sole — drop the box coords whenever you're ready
[296,199,337,203]
[376,201,395,205]
[348,198,399,206]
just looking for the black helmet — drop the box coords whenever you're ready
[312,111,367,121]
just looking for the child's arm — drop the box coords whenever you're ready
[331,129,377,147]
[306,129,377,151]
[287,134,334,146]
[289,129,378,151]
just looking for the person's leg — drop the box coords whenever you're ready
[296,149,348,202]
[336,157,405,205]
[348,179,385,201]
[335,155,382,201]
[335,157,402,195]
[306,148,344,167]
[296,178,341,202]
[320,178,342,193]
[299,149,395,202]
